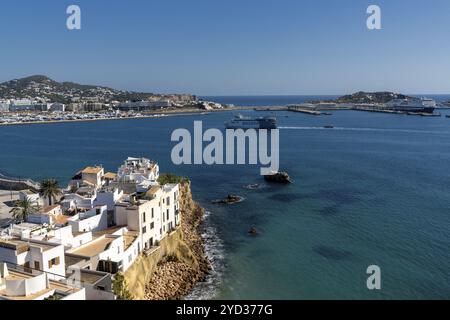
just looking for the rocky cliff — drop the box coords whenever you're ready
[124,181,210,300]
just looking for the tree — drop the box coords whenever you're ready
[40,179,62,206]
[10,198,38,222]
[157,173,188,185]
[112,272,133,300]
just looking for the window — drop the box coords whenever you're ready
[142,226,147,234]
[167,197,170,206]
[150,222,154,229]
[143,212,146,223]
[48,257,60,268]
[128,255,132,263]
[167,209,169,220]
[151,208,154,218]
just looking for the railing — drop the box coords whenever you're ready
[0,173,41,190]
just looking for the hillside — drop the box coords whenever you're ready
[0,75,194,104]
[335,91,413,104]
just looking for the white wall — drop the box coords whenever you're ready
[61,287,86,300]
[5,273,47,297]
[95,189,123,211]
[121,236,141,272]
[98,236,124,262]
[27,214,52,225]
[68,207,108,233]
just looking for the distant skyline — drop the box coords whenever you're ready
[0,0,449,95]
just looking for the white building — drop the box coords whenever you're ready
[0,102,9,112]
[67,205,108,233]
[0,236,66,279]
[117,157,159,193]
[114,183,179,251]
[0,263,86,300]
[49,103,65,112]
[67,226,140,273]
[27,205,63,225]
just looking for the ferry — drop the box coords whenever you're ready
[385,98,436,113]
[225,114,277,129]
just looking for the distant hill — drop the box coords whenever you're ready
[335,91,414,104]
[0,75,193,104]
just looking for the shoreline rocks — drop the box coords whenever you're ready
[264,171,292,184]
[140,181,210,300]
[211,194,244,205]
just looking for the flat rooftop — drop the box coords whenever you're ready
[0,237,56,253]
[82,166,103,175]
[79,269,108,285]
[69,236,116,258]
[65,254,87,267]
[123,231,138,251]
[0,270,80,300]
[93,225,126,237]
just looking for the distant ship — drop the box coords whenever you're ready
[225,114,277,129]
[385,98,436,113]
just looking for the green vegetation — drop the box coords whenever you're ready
[44,294,62,300]
[112,272,133,300]
[39,178,62,206]
[9,198,38,222]
[157,173,189,185]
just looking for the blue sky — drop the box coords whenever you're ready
[0,0,449,95]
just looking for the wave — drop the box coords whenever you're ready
[279,126,450,135]
[184,210,226,300]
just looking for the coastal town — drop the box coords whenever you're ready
[2,76,450,127]
[0,157,206,300]
[0,75,228,125]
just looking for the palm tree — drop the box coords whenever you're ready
[10,198,38,222]
[40,179,62,206]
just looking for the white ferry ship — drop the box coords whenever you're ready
[385,98,436,113]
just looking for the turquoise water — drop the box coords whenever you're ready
[1,107,450,299]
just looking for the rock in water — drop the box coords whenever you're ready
[264,171,292,184]
[211,194,244,204]
[248,227,258,235]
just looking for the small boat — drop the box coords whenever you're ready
[323,125,334,129]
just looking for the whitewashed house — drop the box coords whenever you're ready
[114,183,179,251]
[0,236,66,280]
[0,263,86,300]
[67,205,108,233]
[117,157,160,193]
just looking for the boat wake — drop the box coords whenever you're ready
[184,210,226,300]
[279,126,450,135]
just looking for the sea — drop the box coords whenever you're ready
[1,95,450,299]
